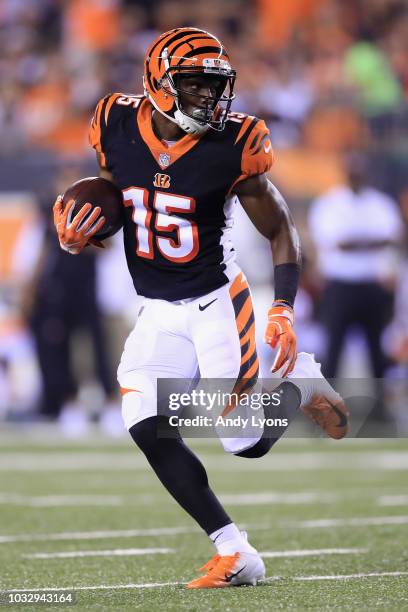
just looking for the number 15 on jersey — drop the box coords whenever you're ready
[123,187,199,263]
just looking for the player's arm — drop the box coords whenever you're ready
[54,157,117,253]
[234,174,300,267]
[53,155,115,255]
[96,152,115,183]
[53,96,118,254]
[52,156,107,255]
[234,174,301,376]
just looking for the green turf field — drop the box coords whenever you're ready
[0,431,407,610]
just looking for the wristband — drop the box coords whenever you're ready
[273,263,301,308]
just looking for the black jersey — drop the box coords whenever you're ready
[89,94,273,301]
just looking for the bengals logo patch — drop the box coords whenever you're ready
[153,173,171,188]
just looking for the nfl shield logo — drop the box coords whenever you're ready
[159,152,171,168]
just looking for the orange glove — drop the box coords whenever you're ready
[53,195,106,255]
[264,302,297,377]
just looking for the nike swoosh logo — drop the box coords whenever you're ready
[264,143,271,153]
[327,400,348,428]
[199,298,217,311]
[225,565,247,583]
[211,532,223,544]
[120,387,142,396]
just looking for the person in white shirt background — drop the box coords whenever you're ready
[308,152,404,421]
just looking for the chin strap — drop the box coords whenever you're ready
[148,94,209,136]
[173,109,210,135]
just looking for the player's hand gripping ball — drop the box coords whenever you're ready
[53,177,124,254]
[264,302,297,377]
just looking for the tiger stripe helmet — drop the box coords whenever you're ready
[143,27,236,134]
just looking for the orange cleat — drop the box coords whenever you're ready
[186,551,265,589]
[301,394,349,440]
[288,352,349,439]
[198,553,220,574]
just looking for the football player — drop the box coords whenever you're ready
[54,28,348,588]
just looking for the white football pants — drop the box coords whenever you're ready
[117,269,263,453]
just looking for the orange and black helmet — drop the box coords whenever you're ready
[143,27,236,133]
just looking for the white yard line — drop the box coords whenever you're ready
[1,582,181,592]
[220,492,337,505]
[260,548,367,558]
[286,516,408,528]
[292,572,408,581]
[1,451,408,471]
[0,523,272,544]
[0,491,335,508]
[24,548,174,559]
[1,490,405,509]
[2,515,407,544]
[377,495,408,506]
[3,489,407,509]
[24,547,365,561]
[0,494,124,507]
[3,572,408,593]
[0,454,149,472]
[0,526,200,544]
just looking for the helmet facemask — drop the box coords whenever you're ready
[169,71,235,133]
[157,52,236,134]
[143,28,236,135]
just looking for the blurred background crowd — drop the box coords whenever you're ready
[1,0,408,434]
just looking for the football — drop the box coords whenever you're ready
[61,176,124,240]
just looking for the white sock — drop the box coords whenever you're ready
[286,352,318,407]
[288,379,313,408]
[209,523,257,556]
[287,352,341,408]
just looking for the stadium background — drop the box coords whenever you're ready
[0,1,407,608]
[1,0,408,422]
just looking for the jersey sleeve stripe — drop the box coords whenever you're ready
[235,295,253,334]
[249,130,263,151]
[239,118,274,179]
[104,93,120,125]
[241,333,255,362]
[222,274,259,417]
[245,119,262,145]
[238,375,259,396]
[240,318,255,346]
[241,342,257,369]
[229,271,246,299]
[89,97,105,152]
[90,98,104,129]
[252,133,269,155]
[234,116,257,145]
[239,356,259,383]
[89,94,119,166]
[229,273,259,377]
